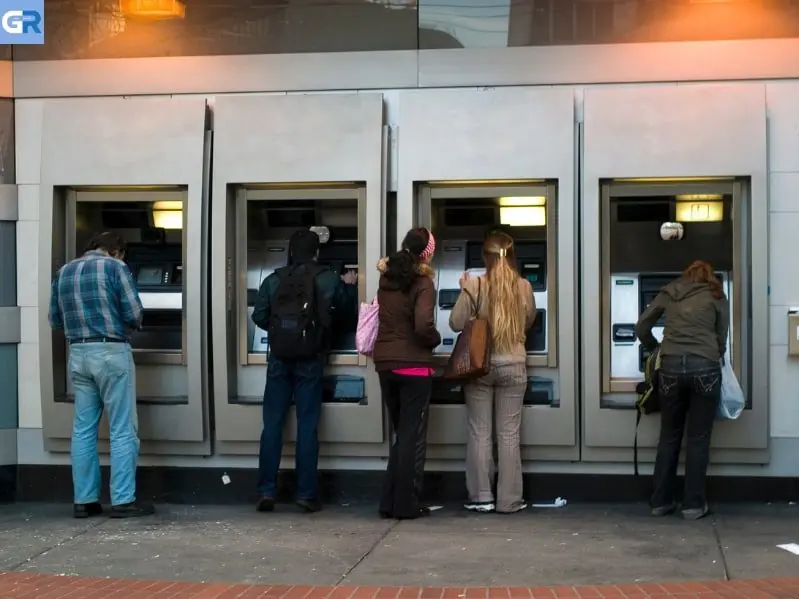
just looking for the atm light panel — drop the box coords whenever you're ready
[121,0,186,18]
[499,206,546,227]
[675,200,724,223]
[498,196,547,207]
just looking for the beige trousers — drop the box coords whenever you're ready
[463,361,527,512]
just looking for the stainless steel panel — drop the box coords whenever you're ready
[581,84,769,461]
[211,93,386,452]
[397,88,577,456]
[0,307,20,344]
[36,98,210,454]
[0,185,17,221]
[12,40,799,99]
[13,52,418,98]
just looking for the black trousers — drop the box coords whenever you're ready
[378,371,432,519]
[651,355,721,510]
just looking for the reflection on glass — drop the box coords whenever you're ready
[419,0,799,49]
[15,0,418,60]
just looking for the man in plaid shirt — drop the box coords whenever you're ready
[49,231,154,519]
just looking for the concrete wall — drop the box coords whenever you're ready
[10,43,799,476]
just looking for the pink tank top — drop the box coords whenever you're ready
[392,367,434,377]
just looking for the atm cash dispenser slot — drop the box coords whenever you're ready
[322,375,366,405]
[430,375,557,406]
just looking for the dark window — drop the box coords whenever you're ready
[14,0,418,60]
[420,0,799,49]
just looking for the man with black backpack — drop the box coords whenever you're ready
[252,229,357,513]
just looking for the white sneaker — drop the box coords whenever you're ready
[464,501,495,513]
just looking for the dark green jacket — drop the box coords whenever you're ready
[251,263,358,347]
[636,278,729,363]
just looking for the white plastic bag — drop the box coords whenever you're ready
[718,360,745,420]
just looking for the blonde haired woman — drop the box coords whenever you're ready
[450,233,535,514]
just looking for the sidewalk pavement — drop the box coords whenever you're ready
[0,502,797,596]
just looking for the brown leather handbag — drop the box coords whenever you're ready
[442,278,492,381]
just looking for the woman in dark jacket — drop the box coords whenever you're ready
[636,260,730,520]
[372,227,441,520]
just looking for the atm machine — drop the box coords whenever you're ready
[43,188,209,454]
[243,197,363,406]
[413,182,576,453]
[601,184,738,404]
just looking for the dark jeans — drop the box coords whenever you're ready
[651,355,721,510]
[257,356,324,501]
[378,372,432,518]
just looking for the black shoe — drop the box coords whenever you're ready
[682,503,710,520]
[73,502,103,519]
[109,501,155,519]
[651,503,676,517]
[378,510,394,519]
[296,498,322,513]
[256,496,275,512]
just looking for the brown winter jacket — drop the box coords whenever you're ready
[635,277,730,363]
[372,257,441,372]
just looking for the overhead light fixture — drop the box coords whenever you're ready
[121,0,186,19]
[499,206,546,227]
[498,196,547,207]
[152,200,183,230]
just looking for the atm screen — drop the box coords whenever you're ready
[438,289,460,309]
[137,266,164,285]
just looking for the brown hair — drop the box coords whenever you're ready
[682,260,724,300]
[483,234,525,354]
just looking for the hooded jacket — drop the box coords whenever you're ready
[372,257,441,371]
[635,277,730,363]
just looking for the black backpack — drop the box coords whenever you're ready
[268,263,331,360]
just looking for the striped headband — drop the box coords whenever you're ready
[420,230,436,261]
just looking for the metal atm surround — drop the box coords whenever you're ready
[217,184,383,451]
[47,187,209,452]
[418,182,558,371]
[600,181,742,398]
[414,182,575,457]
[586,178,768,461]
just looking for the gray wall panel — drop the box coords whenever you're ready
[12,39,799,99]
[0,345,18,430]
[0,221,16,307]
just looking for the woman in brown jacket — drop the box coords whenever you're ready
[372,227,441,520]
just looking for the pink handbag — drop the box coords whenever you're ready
[356,297,380,356]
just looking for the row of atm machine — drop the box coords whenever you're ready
[36,93,768,470]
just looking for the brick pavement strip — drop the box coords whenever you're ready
[1,573,798,599]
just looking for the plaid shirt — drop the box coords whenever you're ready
[49,250,143,342]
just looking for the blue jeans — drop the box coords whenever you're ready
[68,342,139,506]
[257,356,324,500]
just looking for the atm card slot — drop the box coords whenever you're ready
[525,310,545,353]
[612,323,637,344]
[321,375,365,404]
[523,376,556,407]
[430,376,464,405]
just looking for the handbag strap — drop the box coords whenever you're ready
[461,277,483,319]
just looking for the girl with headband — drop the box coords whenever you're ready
[372,227,440,520]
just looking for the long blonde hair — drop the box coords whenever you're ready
[483,234,524,353]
